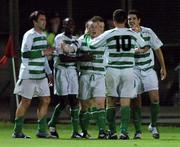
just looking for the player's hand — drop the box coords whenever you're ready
[60,42,74,54]
[132,26,141,32]
[43,47,54,56]
[160,67,167,80]
[135,48,143,54]
[47,74,54,87]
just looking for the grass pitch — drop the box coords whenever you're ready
[0,122,180,147]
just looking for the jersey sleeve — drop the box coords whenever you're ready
[134,33,147,48]
[90,31,109,48]
[55,35,64,55]
[44,57,52,75]
[149,29,163,50]
[70,39,81,52]
[21,33,33,52]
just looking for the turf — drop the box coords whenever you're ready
[0,122,180,147]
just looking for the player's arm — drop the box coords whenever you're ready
[154,48,167,80]
[59,54,78,62]
[59,52,94,62]
[134,33,150,54]
[135,45,150,54]
[150,28,167,80]
[60,40,80,54]
[21,34,54,58]
[44,57,53,85]
[90,31,108,48]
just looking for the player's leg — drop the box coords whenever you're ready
[68,94,82,138]
[36,96,51,138]
[131,69,142,139]
[106,97,118,139]
[12,79,35,138]
[79,99,91,139]
[48,96,67,138]
[78,74,92,138]
[148,90,160,139]
[91,74,107,139]
[36,78,55,138]
[48,68,68,137]
[93,97,107,139]
[131,95,142,139]
[119,68,135,140]
[105,68,121,139]
[119,98,131,140]
[12,97,31,138]
[143,69,160,139]
[67,68,81,138]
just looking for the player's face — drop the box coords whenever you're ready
[128,14,140,28]
[96,21,105,36]
[63,18,75,34]
[88,22,99,38]
[35,14,46,31]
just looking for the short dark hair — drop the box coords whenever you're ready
[29,10,46,23]
[128,9,141,19]
[113,9,127,23]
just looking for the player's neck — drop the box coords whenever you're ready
[34,27,43,34]
[116,23,126,28]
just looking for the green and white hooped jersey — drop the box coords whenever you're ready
[134,26,163,71]
[91,28,147,69]
[19,28,52,80]
[54,33,77,69]
[78,34,106,75]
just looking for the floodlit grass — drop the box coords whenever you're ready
[0,121,180,147]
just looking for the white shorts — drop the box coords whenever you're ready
[54,67,78,96]
[106,67,136,98]
[14,78,50,99]
[78,73,106,100]
[134,68,159,94]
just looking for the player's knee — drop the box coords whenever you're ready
[106,97,116,107]
[131,97,142,108]
[20,98,31,108]
[42,96,51,105]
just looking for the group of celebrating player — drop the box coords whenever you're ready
[12,8,166,140]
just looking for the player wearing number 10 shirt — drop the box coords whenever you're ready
[90,9,149,139]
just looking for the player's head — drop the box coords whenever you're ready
[90,16,105,35]
[62,17,75,35]
[113,9,127,24]
[29,10,46,31]
[128,9,141,29]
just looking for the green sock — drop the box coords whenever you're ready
[106,106,116,133]
[150,103,160,127]
[13,117,24,133]
[48,103,64,127]
[79,111,90,133]
[91,107,98,120]
[37,117,47,133]
[94,108,106,132]
[132,106,141,133]
[120,106,130,134]
[70,107,80,133]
